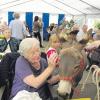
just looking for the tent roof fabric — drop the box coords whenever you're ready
[0,0,100,16]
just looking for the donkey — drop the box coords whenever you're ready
[57,42,87,99]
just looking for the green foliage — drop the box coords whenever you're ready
[94,21,100,30]
[66,19,74,29]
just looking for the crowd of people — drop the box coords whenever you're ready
[0,13,45,55]
[0,12,100,100]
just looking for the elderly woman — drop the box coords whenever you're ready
[10,38,59,100]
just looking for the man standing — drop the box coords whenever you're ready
[9,12,30,41]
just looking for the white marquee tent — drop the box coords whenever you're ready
[0,0,100,23]
[0,1,100,99]
[0,0,100,15]
[0,0,100,21]
[0,0,100,40]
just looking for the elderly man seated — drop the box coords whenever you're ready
[0,29,20,53]
[0,28,20,59]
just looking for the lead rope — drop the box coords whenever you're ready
[81,65,100,100]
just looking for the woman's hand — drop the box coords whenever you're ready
[48,52,59,68]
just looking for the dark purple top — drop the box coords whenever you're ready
[10,56,51,100]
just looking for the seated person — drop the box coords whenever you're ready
[0,28,20,55]
[10,38,59,100]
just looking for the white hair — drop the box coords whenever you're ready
[19,38,40,56]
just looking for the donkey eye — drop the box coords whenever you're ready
[74,65,80,69]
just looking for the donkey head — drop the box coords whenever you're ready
[57,47,84,98]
